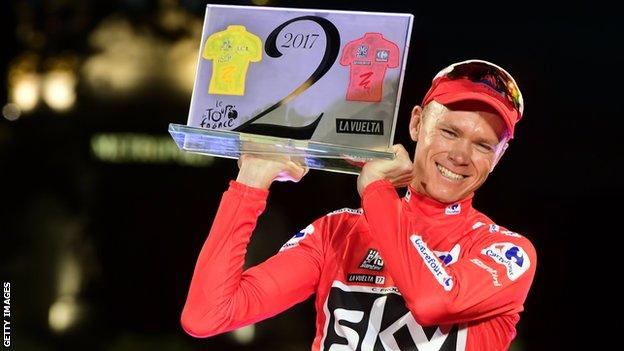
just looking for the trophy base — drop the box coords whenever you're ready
[168,124,395,175]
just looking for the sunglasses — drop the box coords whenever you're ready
[434,60,524,116]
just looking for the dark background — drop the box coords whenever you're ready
[1,0,621,350]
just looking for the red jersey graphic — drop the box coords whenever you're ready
[181,180,536,350]
[340,33,400,102]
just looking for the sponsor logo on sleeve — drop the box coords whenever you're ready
[434,244,461,266]
[470,258,502,287]
[489,224,500,233]
[501,230,522,238]
[445,203,461,215]
[279,224,314,252]
[410,235,454,291]
[481,243,530,281]
[471,221,486,230]
[359,249,384,271]
[327,207,363,216]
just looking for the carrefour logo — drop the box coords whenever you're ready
[445,203,461,215]
[410,235,453,291]
[279,224,314,252]
[434,244,461,266]
[481,242,530,281]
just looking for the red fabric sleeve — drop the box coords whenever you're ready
[387,39,400,68]
[340,41,354,66]
[361,180,536,326]
[180,181,324,337]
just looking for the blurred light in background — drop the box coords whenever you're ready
[81,14,202,97]
[167,38,198,94]
[231,324,255,344]
[251,0,272,5]
[159,1,190,32]
[159,2,202,95]
[8,54,80,114]
[2,103,22,121]
[49,253,83,333]
[49,296,80,333]
[82,17,157,95]
[42,69,77,112]
[90,133,213,166]
[8,53,40,112]
[57,253,82,297]
[11,73,40,112]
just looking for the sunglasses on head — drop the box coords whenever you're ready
[435,60,524,116]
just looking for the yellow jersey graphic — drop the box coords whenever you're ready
[202,25,262,96]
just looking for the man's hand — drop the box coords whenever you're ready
[357,144,414,196]
[236,154,309,190]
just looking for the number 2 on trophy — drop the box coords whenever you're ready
[234,16,340,138]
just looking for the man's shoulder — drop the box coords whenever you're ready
[468,211,533,245]
[317,207,368,237]
[466,213,537,284]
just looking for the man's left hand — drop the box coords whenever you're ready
[357,144,414,196]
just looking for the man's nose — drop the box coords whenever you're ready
[448,139,471,165]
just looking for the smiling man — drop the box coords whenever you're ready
[181,60,536,351]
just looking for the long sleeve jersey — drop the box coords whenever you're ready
[181,180,536,350]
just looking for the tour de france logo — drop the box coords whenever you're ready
[200,100,239,129]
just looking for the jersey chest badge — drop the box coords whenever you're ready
[359,248,384,271]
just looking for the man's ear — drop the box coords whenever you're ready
[409,105,423,142]
[490,142,509,173]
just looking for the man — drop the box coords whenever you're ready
[181,59,536,350]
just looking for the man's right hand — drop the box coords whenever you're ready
[236,154,309,190]
[357,144,414,196]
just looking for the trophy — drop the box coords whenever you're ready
[169,4,414,174]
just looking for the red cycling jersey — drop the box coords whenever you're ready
[181,180,536,350]
[340,33,400,102]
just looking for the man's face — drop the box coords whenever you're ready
[410,103,508,204]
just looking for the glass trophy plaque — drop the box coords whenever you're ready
[169,4,414,174]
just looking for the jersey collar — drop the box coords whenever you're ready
[403,185,474,220]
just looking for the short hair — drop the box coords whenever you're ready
[422,100,448,120]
